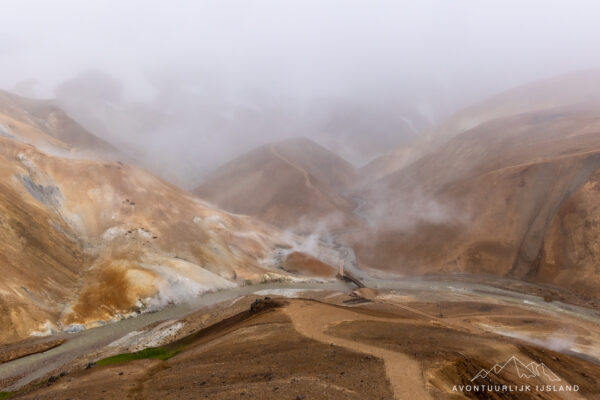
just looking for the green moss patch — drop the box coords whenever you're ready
[96,346,181,366]
[96,298,282,367]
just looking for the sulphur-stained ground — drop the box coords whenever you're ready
[4,283,600,400]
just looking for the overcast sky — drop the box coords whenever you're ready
[2,0,600,99]
[2,1,600,183]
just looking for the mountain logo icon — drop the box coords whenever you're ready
[471,356,560,382]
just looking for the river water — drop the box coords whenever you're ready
[2,275,599,391]
[0,280,350,391]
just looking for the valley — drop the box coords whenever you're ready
[1,68,600,399]
[2,276,599,399]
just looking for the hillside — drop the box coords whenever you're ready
[353,71,600,298]
[0,90,123,160]
[194,137,359,230]
[0,96,330,345]
[363,69,600,183]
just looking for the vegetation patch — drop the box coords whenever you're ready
[0,392,14,399]
[96,346,181,366]
[96,298,283,367]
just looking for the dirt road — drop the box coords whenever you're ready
[3,274,599,393]
[0,281,350,391]
[284,301,432,400]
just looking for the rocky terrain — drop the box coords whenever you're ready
[349,70,600,299]
[4,278,600,399]
[189,71,600,300]
[1,70,600,399]
[0,95,338,346]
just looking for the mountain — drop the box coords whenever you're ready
[0,90,123,161]
[353,70,600,298]
[194,137,359,230]
[51,71,438,188]
[429,69,600,144]
[0,94,317,345]
[303,97,431,166]
[365,69,600,183]
[359,145,418,182]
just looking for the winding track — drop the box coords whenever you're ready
[269,143,314,189]
[285,300,432,400]
[2,274,599,393]
[0,281,350,391]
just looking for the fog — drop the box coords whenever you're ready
[2,0,600,186]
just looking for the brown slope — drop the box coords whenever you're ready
[0,108,340,345]
[430,68,600,141]
[364,69,600,183]
[359,144,416,182]
[353,74,600,298]
[0,90,123,160]
[18,302,395,400]
[536,169,600,297]
[194,137,359,230]
[0,135,300,344]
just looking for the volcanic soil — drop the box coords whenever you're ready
[8,282,600,400]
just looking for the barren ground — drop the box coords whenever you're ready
[2,277,599,399]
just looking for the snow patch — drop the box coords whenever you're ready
[139,322,184,349]
[107,321,185,351]
[253,288,323,298]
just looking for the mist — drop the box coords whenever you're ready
[2,0,600,186]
